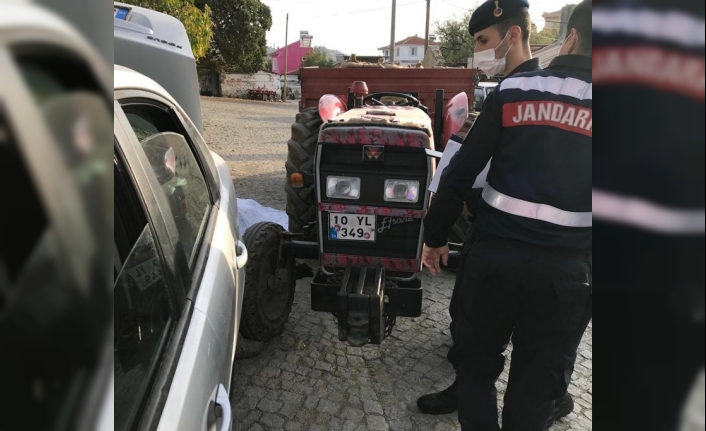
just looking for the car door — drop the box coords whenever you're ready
[114,92,242,431]
[114,142,187,431]
[0,38,114,431]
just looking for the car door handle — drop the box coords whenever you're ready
[235,240,248,269]
[215,383,232,431]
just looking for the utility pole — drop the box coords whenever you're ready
[283,13,289,102]
[389,0,396,63]
[424,0,430,54]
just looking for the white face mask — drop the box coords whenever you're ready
[473,32,512,76]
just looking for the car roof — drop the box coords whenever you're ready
[113,64,178,106]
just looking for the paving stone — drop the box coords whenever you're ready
[366,415,390,431]
[317,399,342,415]
[260,413,285,429]
[207,97,591,431]
[360,398,383,415]
[340,406,365,422]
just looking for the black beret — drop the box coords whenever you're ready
[468,0,530,36]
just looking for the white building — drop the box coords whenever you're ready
[378,35,440,66]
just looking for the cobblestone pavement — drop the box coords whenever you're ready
[201,97,593,431]
[201,96,296,211]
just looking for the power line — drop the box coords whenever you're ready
[439,0,469,11]
[312,1,425,18]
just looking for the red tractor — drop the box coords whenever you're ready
[241,67,478,347]
[288,67,477,241]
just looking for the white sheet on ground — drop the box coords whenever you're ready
[237,198,289,233]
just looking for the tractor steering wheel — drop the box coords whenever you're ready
[364,92,421,107]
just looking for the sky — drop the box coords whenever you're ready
[262,0,576,55]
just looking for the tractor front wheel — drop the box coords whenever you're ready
[240,222,296,341]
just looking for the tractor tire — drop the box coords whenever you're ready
[285,107,322,237]
[240,222,296,341]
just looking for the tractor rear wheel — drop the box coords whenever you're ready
[285,107,322,238]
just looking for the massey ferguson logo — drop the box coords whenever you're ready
[363,145,384,161]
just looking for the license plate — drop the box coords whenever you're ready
[126,258,163,291]
[329,213,375,242]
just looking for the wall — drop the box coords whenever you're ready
[382,44,439,65]
[198,70,221,96]
[220,72,281,98]
[395,44,424,63]
[280,75,302,99]
[542,11,562,30]
[270,41,313,75]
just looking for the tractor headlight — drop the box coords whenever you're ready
[326,176,361,200]
[384,180,419,203]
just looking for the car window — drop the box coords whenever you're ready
[0,109,47,287]
[122,103,211,267]
[13,45,113,245]
[474,88,484,110]
[114,223,174,431]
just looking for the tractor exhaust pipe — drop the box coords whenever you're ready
[351,81,369,109]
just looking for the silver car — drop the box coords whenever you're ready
[3,3,251,429]
[114,65,247,431]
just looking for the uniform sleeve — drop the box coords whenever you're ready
[423,90,503,247]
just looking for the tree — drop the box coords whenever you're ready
[434,11,475,66]
[126,0,213,59]
[197,0,273,74]
[435,8,561,65]
[530,24,560,45]
[302,48,335,68]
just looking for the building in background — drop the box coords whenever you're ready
[378,35,440,66]
[533,4,578,67]
[270,31,314,75]
[542,9,562,31]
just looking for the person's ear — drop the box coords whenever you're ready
[560,28,578,55]
[568,28,579,53]
[509,25,522,44]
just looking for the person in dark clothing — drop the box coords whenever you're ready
[592,0,705,429]
[418,0,572,423]
[420,1,593,429]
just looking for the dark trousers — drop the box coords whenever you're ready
[447,226,474,369]
[453,234,592,431]
[595,223,705,431]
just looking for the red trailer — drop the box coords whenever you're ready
[299,67,477,127]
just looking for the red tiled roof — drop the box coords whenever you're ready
[378,35,440,50]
